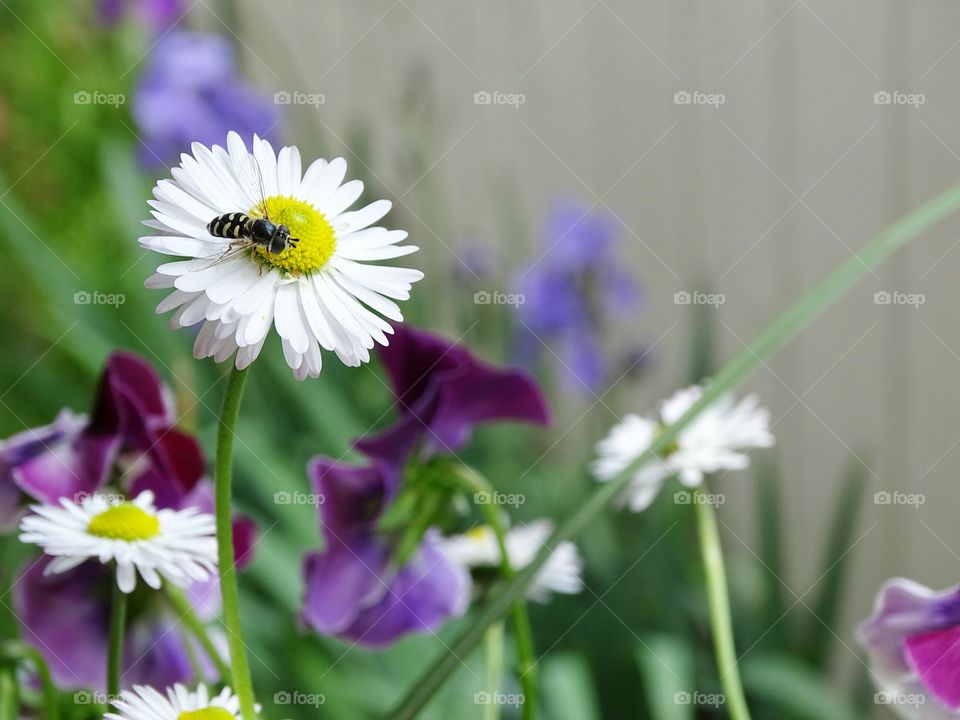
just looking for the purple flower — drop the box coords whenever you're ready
[304,329,549,647]
[14,557,222,690]
[0,351,205,526]
[301,458,470,649]
[132,31,279,169]
[357,325,550,463]
[859,578,960,715]
[514,200,640,393]
[98,0,183,33]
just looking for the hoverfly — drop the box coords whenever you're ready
[200,154,299,268]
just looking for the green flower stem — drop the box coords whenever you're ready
[165,585,232,681]
[694,489,750,720]
[215,366,257,720]
[27,647,59,720]
[0,665,16,720]
[455,466,538,720]
[388,184,960,720]
[107,578,127,700]
[482,622,505,720]
[0,642,58,720]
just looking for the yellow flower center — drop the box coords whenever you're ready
[87,504,160,541]
[177,709,235,720]
[251,195,337,275]
[466,526,490,541]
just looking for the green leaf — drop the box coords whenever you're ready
[754,455,786,642]
[742,655,860,720]
[801,460,868,665]
[635,635,694,720]
[541,652,601,720]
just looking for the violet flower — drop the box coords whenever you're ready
[357,325,550,463]
[859,577,960,716]
[132,31,279,169]
[301,459,470,648]
[303,328,550,647]
[514,200,640,393]
[98,0,183,33]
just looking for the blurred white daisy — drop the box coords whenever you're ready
[591,385,774,511]
[141,132,423,380]
[441,520,584,602]
[19,490,217,593]
[105,683,243,720]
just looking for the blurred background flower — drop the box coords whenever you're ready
[132,31,279,168]
[514,201,641,394]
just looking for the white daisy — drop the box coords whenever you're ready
[105,683,243,720]
[18,490,217,593]
[441,520,584,602]
[141,132,423,380]
[591,385,774,511]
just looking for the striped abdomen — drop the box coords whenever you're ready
[207,212,253,239]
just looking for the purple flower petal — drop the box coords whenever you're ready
[359,326,550,458]
[905,625,960,709]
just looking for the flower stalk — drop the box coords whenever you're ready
[694,488,750,720]
[107,577,127,699]
[165,585,232,681]
[454,465,538,720]
[388,183,960,720]
[215,366,257,720]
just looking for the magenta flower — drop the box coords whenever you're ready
[860,577,960,716]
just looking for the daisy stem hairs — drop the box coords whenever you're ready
[108,578,127,699]
[453,464,538,720]
[694,488,750,720]
[164,585,232,681]
[388,183,960,720]
[214,366,257,720]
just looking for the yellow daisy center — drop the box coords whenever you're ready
[87,504,160,541]
[177,709,235,720]
[251,195,337,275]
[466,526,490,541]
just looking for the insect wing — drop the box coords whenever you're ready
[192,241,255,271]
[235,152,271,220]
